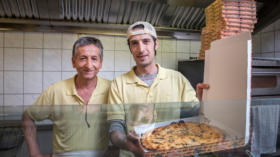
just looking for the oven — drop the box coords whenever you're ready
[251,57,280,97]
[250,57,280,156]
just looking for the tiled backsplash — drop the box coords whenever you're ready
[252,18,280,57]
[0,31,201,114]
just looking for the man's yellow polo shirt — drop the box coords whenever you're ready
[26,76,111,153]
[107,64,199,125]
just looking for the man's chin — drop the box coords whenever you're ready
[136,61,150,67]
[81,75,97,80]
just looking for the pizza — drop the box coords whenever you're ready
[141,121,224,150]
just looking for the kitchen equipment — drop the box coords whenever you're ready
[251,57,280,97]
[0,122,24,157]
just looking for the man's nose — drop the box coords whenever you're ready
[85,59,92,68]
[137,42,145,52]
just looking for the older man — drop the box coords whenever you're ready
[22,37,111,157]
[107,21,209,157]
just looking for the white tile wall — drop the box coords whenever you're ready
[162,39,176,52]
[24,48,43,71]
[0,48,3,70]
[276,52,280,57]
[99,35,115,50]
[24,32,43,48]
[275,18,280,30]
[62,49,75,71]
[115,51,131,71]
[1,30,203,113]
[261,22,274,33]
[4,71,23,94]
[4,48,23,70]
[98,72,115,80]
[0,32,3,47]
[101,51,114,71]
[24,72,42,93]
[62,33,78,49]
[190,41,201,53]
[24,94,40,106]
[157,39,162,52]
[62,71,77,80]
[177,40,190,53]
[162,53,176,69]
[4,94,23,106]
[261,52,275,57]
[115,36,129,51]
[177,52,190,62]
[252,52,261,57]
[155,51,162,65]
[0,71,3,94]
[43,33,62,49]
[275,31,280,51]
[252,19,280,57]
[4,32,24,48]
[190,53,199,58]
[0,96,3,120]
[261,32,274,52]
[252,33,261,53]
[130,55,136,67]
[79,34,100,39]
[0,95,3,106]
[43,72,61,90]
[43,49,62,71]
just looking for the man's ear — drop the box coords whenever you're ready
[155,39,159,50]
[100,58,103,69]
[72,57,76,68]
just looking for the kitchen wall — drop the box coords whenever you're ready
[252,18,280,57]
[0,31,201,117]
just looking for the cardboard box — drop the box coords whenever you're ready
[141,32,252,157]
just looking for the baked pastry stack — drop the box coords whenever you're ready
[199,0,257,59]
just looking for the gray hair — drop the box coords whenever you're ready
[72,36,103,59]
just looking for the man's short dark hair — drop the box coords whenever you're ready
[72,37,104,59]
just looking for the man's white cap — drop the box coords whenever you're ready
[127,21,157,39]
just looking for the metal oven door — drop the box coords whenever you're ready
[252,68,280,96]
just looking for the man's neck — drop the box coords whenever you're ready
[135,63,158,76]
[75,76,97,90]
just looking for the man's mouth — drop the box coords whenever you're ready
[137,55,148,60]
[83,69,94,73]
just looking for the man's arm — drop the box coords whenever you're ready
[22,111,51,157]
[196,83,210,101]
[109,120,144,157]
[111,130,144,157]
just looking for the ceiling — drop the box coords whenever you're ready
[0,0,279,39]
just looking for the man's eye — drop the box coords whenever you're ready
[143,39,150,44]
[131,41,138,45]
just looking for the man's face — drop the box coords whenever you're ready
[72,44,102,80]
[129,33,158,67]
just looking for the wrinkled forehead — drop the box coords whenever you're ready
[76,44,101,56]
[129,33,154,42]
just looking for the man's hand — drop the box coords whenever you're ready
[126,131,145,157]
[110,130,144,157]
[196,83,210,101]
